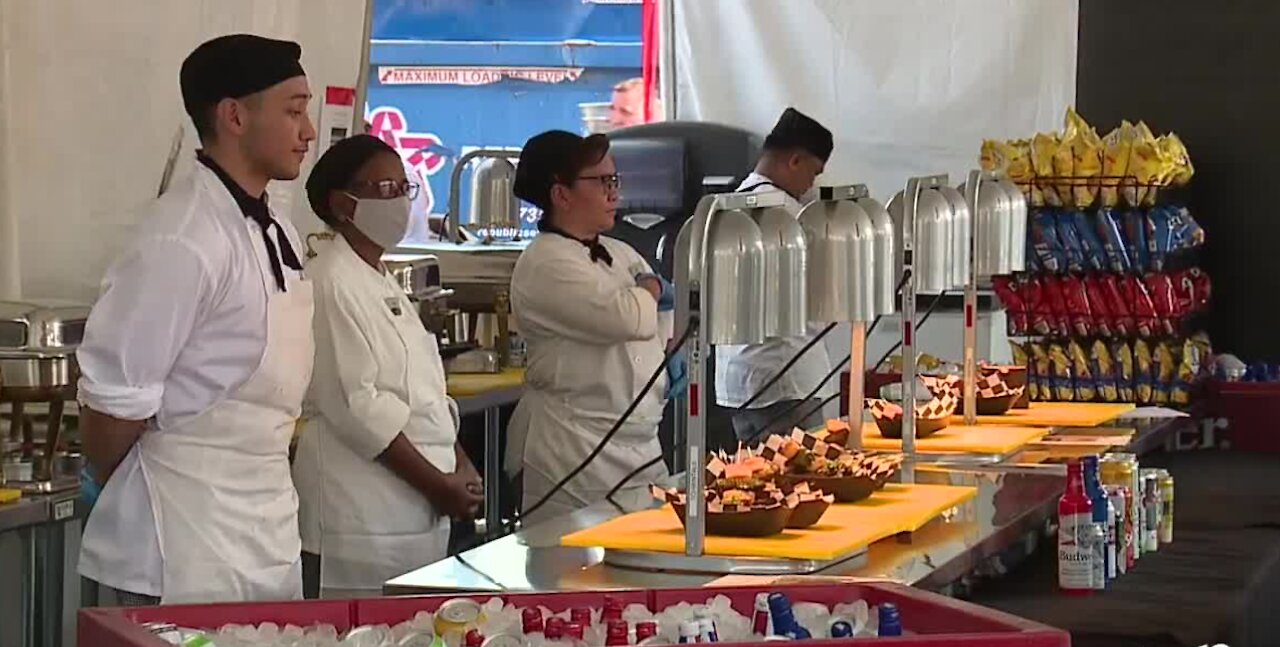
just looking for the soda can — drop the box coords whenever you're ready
[678,621,701,644]
[829,619,854,638]
[434,598,484,643]
[1108,485,1133,573]
[1141,470,1161,552]
[1156,469,1174,544]
[1087,522,1107,590]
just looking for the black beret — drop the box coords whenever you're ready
[764,107,834,162]
[306,135,397,225]
[180,34,306,118]
[513,130,610,213]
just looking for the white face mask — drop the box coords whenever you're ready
[345,194,411,250]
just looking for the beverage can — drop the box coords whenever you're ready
[1157,469,1174,544]
[1088,522,1107,590]
[1103,495,1118,582]
[1107,485,1131,575]
[1141,471,1161,552]
[678,621,701,644]
[434,599,484,642]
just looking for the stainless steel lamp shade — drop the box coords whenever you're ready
[888,189,954,293]
[674,196,768,346]
[858,196,898,317]
[797,198,874,322]
[936,186,972,289]
[963,176,1029,278]
[752,206,808,339]
[997,178,1028,273]
[469,157,519,230]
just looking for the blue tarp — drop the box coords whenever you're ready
[366,0,641,238]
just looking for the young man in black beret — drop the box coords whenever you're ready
[77,34,317,605]
[717,107,837,444]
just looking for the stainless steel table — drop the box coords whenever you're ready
[385,416,1187,596]
[0,490,85,647]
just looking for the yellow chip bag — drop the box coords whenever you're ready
[1064,106,1091,139]
[980,140,1006,173]
[1134,339,1154,404]
[1092,340,1118,402]
[1032,133,1061,207]
[1153,342,1175,405]
[1158,132,1195,186]
[1030,342,1052,402]
[1112,341,1135,403]
[1172,339,1198,405]
[1072,129,1104,208]
[1100,124,1133,208]
[1128,122,1162,206]
[1049,342,1075,401]
[1069,340,1096,402]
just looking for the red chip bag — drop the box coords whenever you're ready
[1041,276,1072,337]
[1083,275,1114,338]
[1190,267,1212,310]
[1023,276,1053,336]
[1123,275,1159,338]
[1100,275,1134,337]
[992,276,1028,335]
[1060,275,1093,337]
[1144,273,1177,335]
[1171,270,1195,318]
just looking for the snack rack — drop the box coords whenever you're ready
[79,582,1070,647]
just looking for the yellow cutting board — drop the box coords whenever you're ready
[446,368,525,397]
[949,402,1135,428]
[860,422,1048,455]
[560,483,976,561]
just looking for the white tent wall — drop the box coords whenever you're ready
[671,0,1078,409]
[0,0,368,303]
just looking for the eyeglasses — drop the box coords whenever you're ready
[577,173,622,192]
[351,179,420,200]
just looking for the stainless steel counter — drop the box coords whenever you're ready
[386,416,1187,596]
[0,490,85,647]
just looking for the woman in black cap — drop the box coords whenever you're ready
[78,33,316,605]
[294,135,482,598]
[717,106,837,444]
[504,130,679,524]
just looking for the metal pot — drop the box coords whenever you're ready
[752,205,808,339]
[858,197,897,317]
[0,301,89,389]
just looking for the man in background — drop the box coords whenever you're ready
[608,78,663,129]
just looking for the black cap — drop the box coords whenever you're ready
[180,34,306,119]
[513,130,610,212]
[764,107,833,162]
[306,135,397,226]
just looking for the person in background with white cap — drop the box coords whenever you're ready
[293,134,482,598]
[505,130,682,524]
[716,107,836,445]
[76,34,317,605]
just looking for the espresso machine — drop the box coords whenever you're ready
[0,300,91,492]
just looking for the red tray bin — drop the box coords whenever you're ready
[80,583,1068,647]
[1204,379,1280,453]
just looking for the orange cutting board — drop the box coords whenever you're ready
[560,483,976,561]
[860,422,1047,455]
[949,402,1134,428]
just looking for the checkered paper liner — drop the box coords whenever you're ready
[757,429,904,482]
[921,374,962,399]
[865,389,959,421]
[788,481,836,504]
[650,483,791,513]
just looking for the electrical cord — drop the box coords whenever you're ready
[870,289,948,373]
[509,320,698,531]
[735,322,839,411]
[604,454,666,512]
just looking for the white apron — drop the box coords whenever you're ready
[83,274,314,603]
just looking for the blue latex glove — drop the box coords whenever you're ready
[635,272,675,312]
[664,351,689,400]
[80,466,101,509]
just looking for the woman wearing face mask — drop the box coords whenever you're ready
[293,135,482,598]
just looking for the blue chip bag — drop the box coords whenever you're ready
[1095,208,1130,273]
[1031,209,1065,273]
[1055,211,1086,273]
[1072,210,1107,272]
[1166,204,1206,251]
[1123,210,1149,273]
[1024,235,1041,272]
[1147,207,1174,272]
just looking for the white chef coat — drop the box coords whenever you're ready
[505,233,669,524]
[714,172,836,408]
[77,167,303,428]
[77,162,308,599]
[293,235,458,592]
